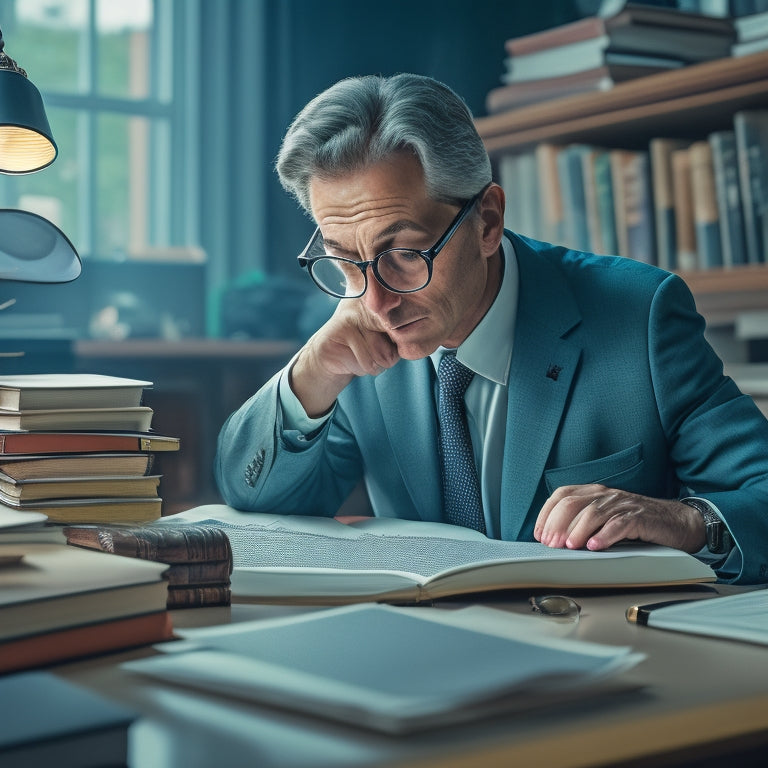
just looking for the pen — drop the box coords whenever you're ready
[626,599,698,625]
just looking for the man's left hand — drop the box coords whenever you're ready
[534,484,707,554]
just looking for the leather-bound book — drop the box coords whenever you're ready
[64,524,232,609]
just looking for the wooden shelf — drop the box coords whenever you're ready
[677,266,768,326]
[476,51,768,154]
[476,51,768,326]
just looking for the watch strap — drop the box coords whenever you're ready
[681,497,734,555]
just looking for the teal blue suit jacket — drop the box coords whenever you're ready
[215,233,768,583]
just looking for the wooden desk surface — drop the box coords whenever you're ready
[52,587,768,768]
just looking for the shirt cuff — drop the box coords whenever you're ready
[278,363,334,436]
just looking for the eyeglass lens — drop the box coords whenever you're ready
[310,249,430,298]
[529,594,582,623]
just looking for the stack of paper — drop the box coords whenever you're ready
[124,603,645,734]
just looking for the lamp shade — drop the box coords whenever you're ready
[0,209,80,283]
[0,68,57,174]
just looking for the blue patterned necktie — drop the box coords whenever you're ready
[437,352,486,534]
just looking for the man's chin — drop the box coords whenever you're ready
[393,340,439,361]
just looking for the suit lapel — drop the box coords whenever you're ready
[375,359,443,522]
[501,234,583,540]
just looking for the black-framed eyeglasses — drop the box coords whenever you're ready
[297,188,485,299]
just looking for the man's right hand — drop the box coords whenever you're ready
[289,300,400,417]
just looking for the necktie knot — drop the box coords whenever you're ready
[438,352,474,400]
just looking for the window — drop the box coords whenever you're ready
[0,0,197,259]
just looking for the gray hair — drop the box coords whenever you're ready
[276,73,492,215]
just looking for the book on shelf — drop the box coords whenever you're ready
[0,451,155,480]
[535,143,566,244]
[485,61,679,113]
[0,430,180,455]
[588,148,619,256]
[501,3,734,83]
[1,496,162,524]
[734,110,768,264]
[671,147,699,271]
[64,523,233,609]
[0,406,154,432]
[124,603,645,734]
[709,130,748,267]
[650,138,689,271]
[499,152,541,238]
[689,140,724,269]
[610,148,656,264]
[557,144,592,252]
[0,373,151,411]
[0,471,161,502]
[732,8,768,55]
[156,505,716,605]
[0,671,137,766]
[0,541,171,672]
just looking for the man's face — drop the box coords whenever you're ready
[308,152,501,360]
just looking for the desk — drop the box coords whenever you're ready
[51,587,768,768]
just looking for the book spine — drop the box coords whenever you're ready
[624,151,656,264]
[593,151,618,256]
[536,143,565,244]
[64,525,232,563]
[690,141,724,269]
[650,138,689,271]
[734,110,768,264]
[709,130,748,267]
[166,585,231,609]
[671,148,699,271]
[166,560,232,586]
[557,145,591,252]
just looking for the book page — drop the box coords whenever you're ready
[161,505,714,598]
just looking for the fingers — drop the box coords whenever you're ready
[534,484,608,548]
[535,485,707,552]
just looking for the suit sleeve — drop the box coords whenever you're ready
[649,273,768,583]
[213,366,363,517]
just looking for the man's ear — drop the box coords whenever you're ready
[477,183,506,257]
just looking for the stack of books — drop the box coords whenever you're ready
[0,539,173,674]
[0,373,180,524]
[486,3,734,114]
[64,524,233,609]
[732,2,768,56]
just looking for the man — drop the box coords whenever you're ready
[215,73,768,584]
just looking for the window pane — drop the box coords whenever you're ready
[96,0,153,99]
[4,0,90,93]
[96,113,169,256]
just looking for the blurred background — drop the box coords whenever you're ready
[0,0,602,343]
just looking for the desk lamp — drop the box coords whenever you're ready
[0,24,80,284]
[0,25,56,174]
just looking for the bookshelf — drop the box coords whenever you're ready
[475,50,768,326]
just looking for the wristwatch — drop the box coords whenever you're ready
[681,498,734,555]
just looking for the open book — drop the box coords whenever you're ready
[160,505,716,604]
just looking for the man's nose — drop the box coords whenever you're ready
[363,272,400,316]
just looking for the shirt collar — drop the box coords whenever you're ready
[430,233,518,385]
